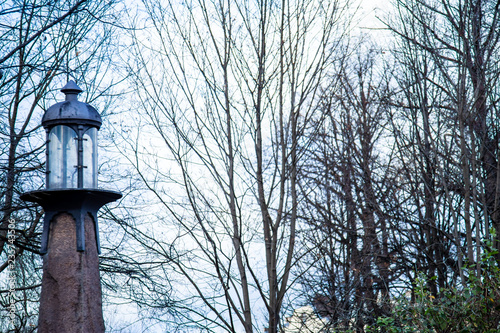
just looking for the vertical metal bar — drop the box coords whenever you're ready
[45,128,50,188]
[62,127,67,188]
[77,125,84,188]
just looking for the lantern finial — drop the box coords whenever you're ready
[61,80,83,101]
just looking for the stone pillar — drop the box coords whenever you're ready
[38,213,104,333]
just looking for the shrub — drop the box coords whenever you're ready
[368,236,500,333]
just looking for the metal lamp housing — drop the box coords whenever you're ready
[43,81,101,189]
[21,81,121,254]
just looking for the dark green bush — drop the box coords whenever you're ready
[368,236,500,333]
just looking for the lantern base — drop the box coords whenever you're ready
[21,189,121,254]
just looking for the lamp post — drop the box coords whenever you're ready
[21,81,121,333]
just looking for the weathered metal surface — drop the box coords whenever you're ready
[42,81,102,129]
[21,189,122,254]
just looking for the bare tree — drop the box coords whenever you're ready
[387,0,500,286]
[113,0,349,331]
[295,44,401,331]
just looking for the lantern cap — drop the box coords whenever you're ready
[60,80,83,96]
[42,80,102,129]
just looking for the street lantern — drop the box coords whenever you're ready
[43,81,100,189]
[21,81,121,254]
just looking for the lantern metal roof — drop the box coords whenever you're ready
[42,80,102,129]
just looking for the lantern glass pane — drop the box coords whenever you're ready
[83,127,98,188]
[48,125,78,188]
